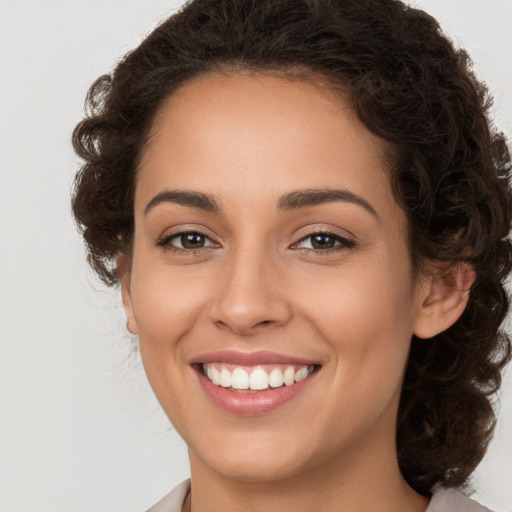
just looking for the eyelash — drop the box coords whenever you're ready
[156,231,218,256]
[291,230,357,255]
[156,229,357,255]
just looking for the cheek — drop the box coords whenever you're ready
[128,259,213,423]
[132,274,206,339]
[300,255,414,335]
[128,249,212,367]
[295,256,416,401]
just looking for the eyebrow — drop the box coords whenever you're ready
[144,189,221,214]
[277,188,378,217]
[144,187,378,218]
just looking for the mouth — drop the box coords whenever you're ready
[198,362,319,392]
[191,351,322,415]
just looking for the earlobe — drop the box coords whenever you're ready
[413,263,476,339]
[117,254,138,335]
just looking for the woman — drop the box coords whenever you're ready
[71,0,511,510]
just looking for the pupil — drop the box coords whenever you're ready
[312,234,334,249]
[181,233,204,249]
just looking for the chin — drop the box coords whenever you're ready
[189,432,316,483]
[208,454,307,483]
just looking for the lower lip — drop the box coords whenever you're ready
[195,367,318,416]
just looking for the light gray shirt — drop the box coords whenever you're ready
[146,479,493,512]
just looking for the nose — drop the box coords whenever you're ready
[209,247,292,336]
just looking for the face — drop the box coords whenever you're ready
[122,72,430,483]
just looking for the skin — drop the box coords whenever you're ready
[121,72,473,512]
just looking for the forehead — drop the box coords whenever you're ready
[136,72,397,218]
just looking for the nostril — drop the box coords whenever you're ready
[210,294,292,335]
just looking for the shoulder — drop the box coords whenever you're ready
[427,487,493,512]
[145,479,191,512]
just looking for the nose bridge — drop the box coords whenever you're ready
[210,241,291,334]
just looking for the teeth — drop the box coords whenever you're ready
[283,366,295,386]
[295,367,309,382]
[202,363,315,391]
[231,368,249,389]
[249,368,268,390]
[210,366,221,385]
[268,368,284,388]
[219,368,232,388]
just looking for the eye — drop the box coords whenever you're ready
[157,231,217,250]
[293,231,356,252]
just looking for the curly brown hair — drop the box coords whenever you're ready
[71,0,512,496]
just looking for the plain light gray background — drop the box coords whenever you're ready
[1,1,511,511]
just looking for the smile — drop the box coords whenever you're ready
[201,363,316,392]
[192,352,322,415]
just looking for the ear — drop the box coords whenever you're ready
[413,263,476,339]
[117,254,138,335]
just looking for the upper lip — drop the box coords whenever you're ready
[190,350,321,366]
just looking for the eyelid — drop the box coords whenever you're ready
[290,227,357,251]
[156,225,221,250]
[168,232,216,248]
[155,225,356,254]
